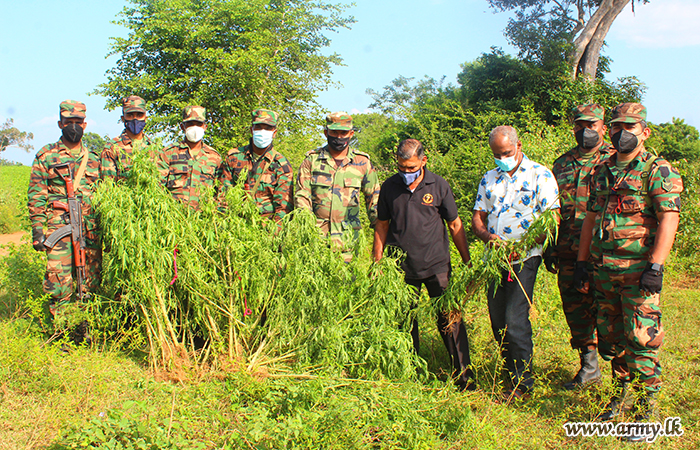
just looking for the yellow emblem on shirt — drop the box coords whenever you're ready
[422,193,433,204]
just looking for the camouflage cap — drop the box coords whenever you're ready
[59,100,86,119]
[325,111,353,131]
[572,103,604,122]
[252,108,278,127]
[182,105,206,123]
[122,96,147,114]
[610,102,647,124]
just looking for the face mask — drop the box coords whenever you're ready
[611,129,640,154]
[399,167,422,185]
[575,128,601,150]
[252,129,274,149]
[185,125,205,143]
[61,123,83,144]
[125,119,146,135]
[327,136,350,152]
[495,155,518,172]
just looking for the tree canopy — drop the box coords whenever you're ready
[98,0,354,150]
[488,0,647,80]
[0,119,33,153]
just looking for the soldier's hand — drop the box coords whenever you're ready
[639,263,663,295]
[573,260,589,294]
[543,246,558,274]
[31,228,46,252]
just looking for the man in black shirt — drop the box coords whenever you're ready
[373,139,474,390]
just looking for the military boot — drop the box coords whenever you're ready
[564,347,601,390]
[626,391,659,443]
[597,380,634,421]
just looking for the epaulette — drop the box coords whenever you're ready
[352,150,371,159]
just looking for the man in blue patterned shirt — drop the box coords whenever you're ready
[472,125,560,401]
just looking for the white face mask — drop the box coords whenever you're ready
[252,129,274,149]
[185,125,205,143]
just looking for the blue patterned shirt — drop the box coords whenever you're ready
[473,154,560,259]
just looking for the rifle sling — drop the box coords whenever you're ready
[73,144,90,188]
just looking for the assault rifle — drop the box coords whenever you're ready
[43,163,88,300]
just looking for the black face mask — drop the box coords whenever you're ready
[61,123,84,144]
[327,136,350,152]
[611,129,639,154]
[125,119,146,135]
[575,128,601,150]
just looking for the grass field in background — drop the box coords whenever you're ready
[0,165,30,234]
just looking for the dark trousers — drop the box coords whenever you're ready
[487,256,541,392]
[405,272,473,385]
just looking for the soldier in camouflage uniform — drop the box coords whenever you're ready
[221,108,293,223]
[28,100,101,338]
[101,96,153,181]
[295,112,380,260]
[158,106,223,210]
[548,104,613,390]
[576,103,683,434]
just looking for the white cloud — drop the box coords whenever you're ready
[33,114,59,127]
[350,108,372,115]
[611,0,700,48]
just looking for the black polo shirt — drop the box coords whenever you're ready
[377,169,459,279]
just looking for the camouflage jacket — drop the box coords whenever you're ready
[100,130,153,181]
[586,148,683,269]
[295,145,380,248]
[552,143,613,260]
[27,140,101,239]
[157,141,223,210]
[221,142,293,222]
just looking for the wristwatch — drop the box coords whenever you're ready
[649,263,664,273]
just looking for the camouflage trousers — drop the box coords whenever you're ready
[44,236,102,329]
[594,261,664,392]
[558,259,597,350]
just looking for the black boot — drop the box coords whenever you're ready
[597,380,634,421]
[625,391,659,443]
[564,347,601,390]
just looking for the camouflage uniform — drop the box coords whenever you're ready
[587,104,683,392]
[221,109,293,222]
[27,100,101,320]
[295,112,380,258]
[101,96,152,181]
[552,104,613,351]
[157,106,223,210]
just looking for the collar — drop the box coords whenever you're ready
[495,154,531,175]
[318,145,357,163]
[606,147,650,172]
[245,141,276,162]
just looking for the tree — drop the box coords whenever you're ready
[82,132,110,154]
[647,118,700,162]
[488,0,647,80]
[0,119,33,153]
[98,0,354,150]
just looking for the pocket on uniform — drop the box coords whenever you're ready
[630,304,664,349]
[342,177,361,207]
[168,163,190,189]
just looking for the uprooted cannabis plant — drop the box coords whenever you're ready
[93,150,422,380]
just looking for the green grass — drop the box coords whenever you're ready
[1,254,697,449]
[0,164,30,233]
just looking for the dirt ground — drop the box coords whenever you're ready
[0,231,27,256]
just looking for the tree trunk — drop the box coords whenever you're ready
[571,0,631,81]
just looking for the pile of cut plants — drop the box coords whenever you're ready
[92,150,558,381]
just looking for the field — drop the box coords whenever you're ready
[0,165,30,234]
[1,242,698,448]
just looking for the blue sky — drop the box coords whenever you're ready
[2,0,699,166]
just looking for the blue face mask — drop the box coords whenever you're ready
[495,155,518,172]
[399,167,422,185]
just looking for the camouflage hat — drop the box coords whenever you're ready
[325,111,353,131]
[182,105,206,123]
[252,108,278,127]
[59,100,86,119]
[572,103,604,122]
[610,102,647,124]
[122,96,147,114]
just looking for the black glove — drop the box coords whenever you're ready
[32,228,46,252]
[639,263,664,294]
[543,246,558,274]
[573,260,589,292]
